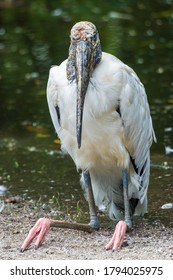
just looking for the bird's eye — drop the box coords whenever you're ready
[92,33,97,40]
[70,35,80,41]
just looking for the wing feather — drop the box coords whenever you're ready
[119,65,156,203]
[46,66,61,136]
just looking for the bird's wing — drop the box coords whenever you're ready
[47,68,60,135]
[46,65,65,136]
[119,64,156,201]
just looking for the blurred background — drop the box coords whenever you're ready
[0,0,173,224]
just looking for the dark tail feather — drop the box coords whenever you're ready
[129,198,139,214]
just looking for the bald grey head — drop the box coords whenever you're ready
[66,21,102,148]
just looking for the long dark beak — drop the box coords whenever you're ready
[75,41,93,149]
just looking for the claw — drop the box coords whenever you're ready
[20,218,50,252]
[105,221,127,251]
[19,248,25,253]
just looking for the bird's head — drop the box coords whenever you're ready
[67,21,102,149]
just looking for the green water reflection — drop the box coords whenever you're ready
[0,0,173,225]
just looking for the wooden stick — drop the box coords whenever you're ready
[50,219,94,233]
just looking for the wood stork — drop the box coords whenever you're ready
[21,21,156,252]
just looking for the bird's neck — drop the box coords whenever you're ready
[93,42,102,68]
[66,44,76,82]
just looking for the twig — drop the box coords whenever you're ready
[50,219,94,233]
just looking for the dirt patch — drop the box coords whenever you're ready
[0,198,173,260]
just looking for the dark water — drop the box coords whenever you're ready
[0,0,173,225]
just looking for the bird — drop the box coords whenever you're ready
[21,21,156,252]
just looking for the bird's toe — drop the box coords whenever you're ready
[20,217,50,252]
[105,220,127,251]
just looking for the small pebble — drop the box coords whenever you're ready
[161,203,173,209]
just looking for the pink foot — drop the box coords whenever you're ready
[20,218,51,252]
[105,221,127,251]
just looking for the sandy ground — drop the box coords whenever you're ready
[0,197,173,260]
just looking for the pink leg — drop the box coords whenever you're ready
[20,218,51,252]
[105,221,127,251]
